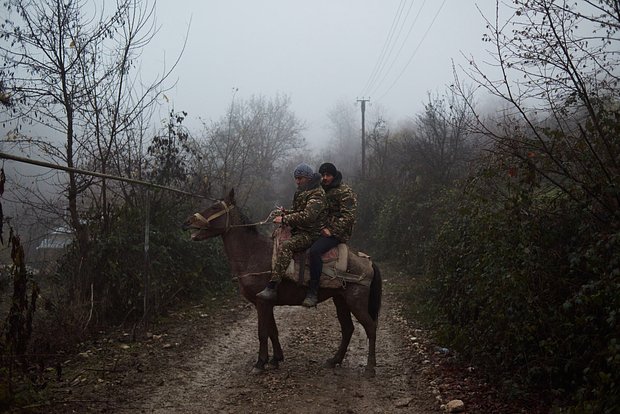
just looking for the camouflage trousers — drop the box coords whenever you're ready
[271,232,315,283]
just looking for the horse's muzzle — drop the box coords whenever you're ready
[181,220,203,231]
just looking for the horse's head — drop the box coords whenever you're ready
[183,189,236,241]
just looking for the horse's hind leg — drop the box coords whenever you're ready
[350,302,377,378]
[326,295,354,368]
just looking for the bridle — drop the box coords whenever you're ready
[190,200,278,232]
[192,200,234,231]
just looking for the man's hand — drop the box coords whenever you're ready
[274,216,283,224]
[321,228,332,237]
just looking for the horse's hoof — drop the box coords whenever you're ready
[324,358,339,368]
[363,367,376,378]
[252,358,268,374]
[267,359,280,369]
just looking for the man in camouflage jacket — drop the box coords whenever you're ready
[256,163,327,301]
[302,162,357,307]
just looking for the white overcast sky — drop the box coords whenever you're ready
[142,1,503,148]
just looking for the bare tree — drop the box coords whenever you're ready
[76,1,182,235]
[195,94,306,212]
[461,0,620,221]
[366,117,390,178]
[0,0,184,302]
[395,90,476,187]
[0,0,181,254]
[321,100,360,178]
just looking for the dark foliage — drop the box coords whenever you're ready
[0,230,39,408]
[420,148,620,412]
[54,197,228,326]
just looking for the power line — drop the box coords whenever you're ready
[359,0,407,97]
[360,0,406,95]
[375,0,447,103]
[364,0,418,97]
[368,0,428,98]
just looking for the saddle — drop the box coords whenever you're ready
[272,226,373,289]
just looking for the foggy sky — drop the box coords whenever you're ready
[142,1,501,148]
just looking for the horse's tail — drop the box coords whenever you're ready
[368,263,382,321]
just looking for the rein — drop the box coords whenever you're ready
[229,208,279,228]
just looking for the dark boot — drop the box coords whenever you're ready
[257,281,278,301]
[302,279,319,307]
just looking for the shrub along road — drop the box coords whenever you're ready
[32,268,538,413]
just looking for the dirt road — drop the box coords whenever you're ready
[114,303,438,413]
[39,271,508,414]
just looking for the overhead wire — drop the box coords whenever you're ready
[374,0,448,103]
[367,0,427,98]
[359,0,407,97]
[364,0,419,98]
[359,0,409,97]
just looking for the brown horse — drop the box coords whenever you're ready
[182,189,382,377]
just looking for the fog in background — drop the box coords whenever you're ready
[0,0,504,256]
[139,0,500,148]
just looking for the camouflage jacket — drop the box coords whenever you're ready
[322,172,357,243]
[283,173,327,237]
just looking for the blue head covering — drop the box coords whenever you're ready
[293,163,314,178]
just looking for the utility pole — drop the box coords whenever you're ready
[357,97,370,179]
[224,87,238,195]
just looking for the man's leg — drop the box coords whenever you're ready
[304,236,339,307]
[257,234,313,301]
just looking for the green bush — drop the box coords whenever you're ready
[355,179,445,271]
[56,199,229,325]
[422,159,620,412]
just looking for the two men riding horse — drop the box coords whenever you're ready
[257,162,358,307]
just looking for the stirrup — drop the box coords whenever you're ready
[302,293,317,307]
[257,286,277,301]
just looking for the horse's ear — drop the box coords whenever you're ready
[226,188,235,205]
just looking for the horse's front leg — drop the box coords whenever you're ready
[253,302,271,374]
[326,295,354,368]
[267,307,284,368]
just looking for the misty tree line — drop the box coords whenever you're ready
[0,0,619,412]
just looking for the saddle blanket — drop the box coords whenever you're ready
[272,226,374,288]
[284,249,374,288]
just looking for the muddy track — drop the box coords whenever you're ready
[36,270,514,414]
[113,302,437,414]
